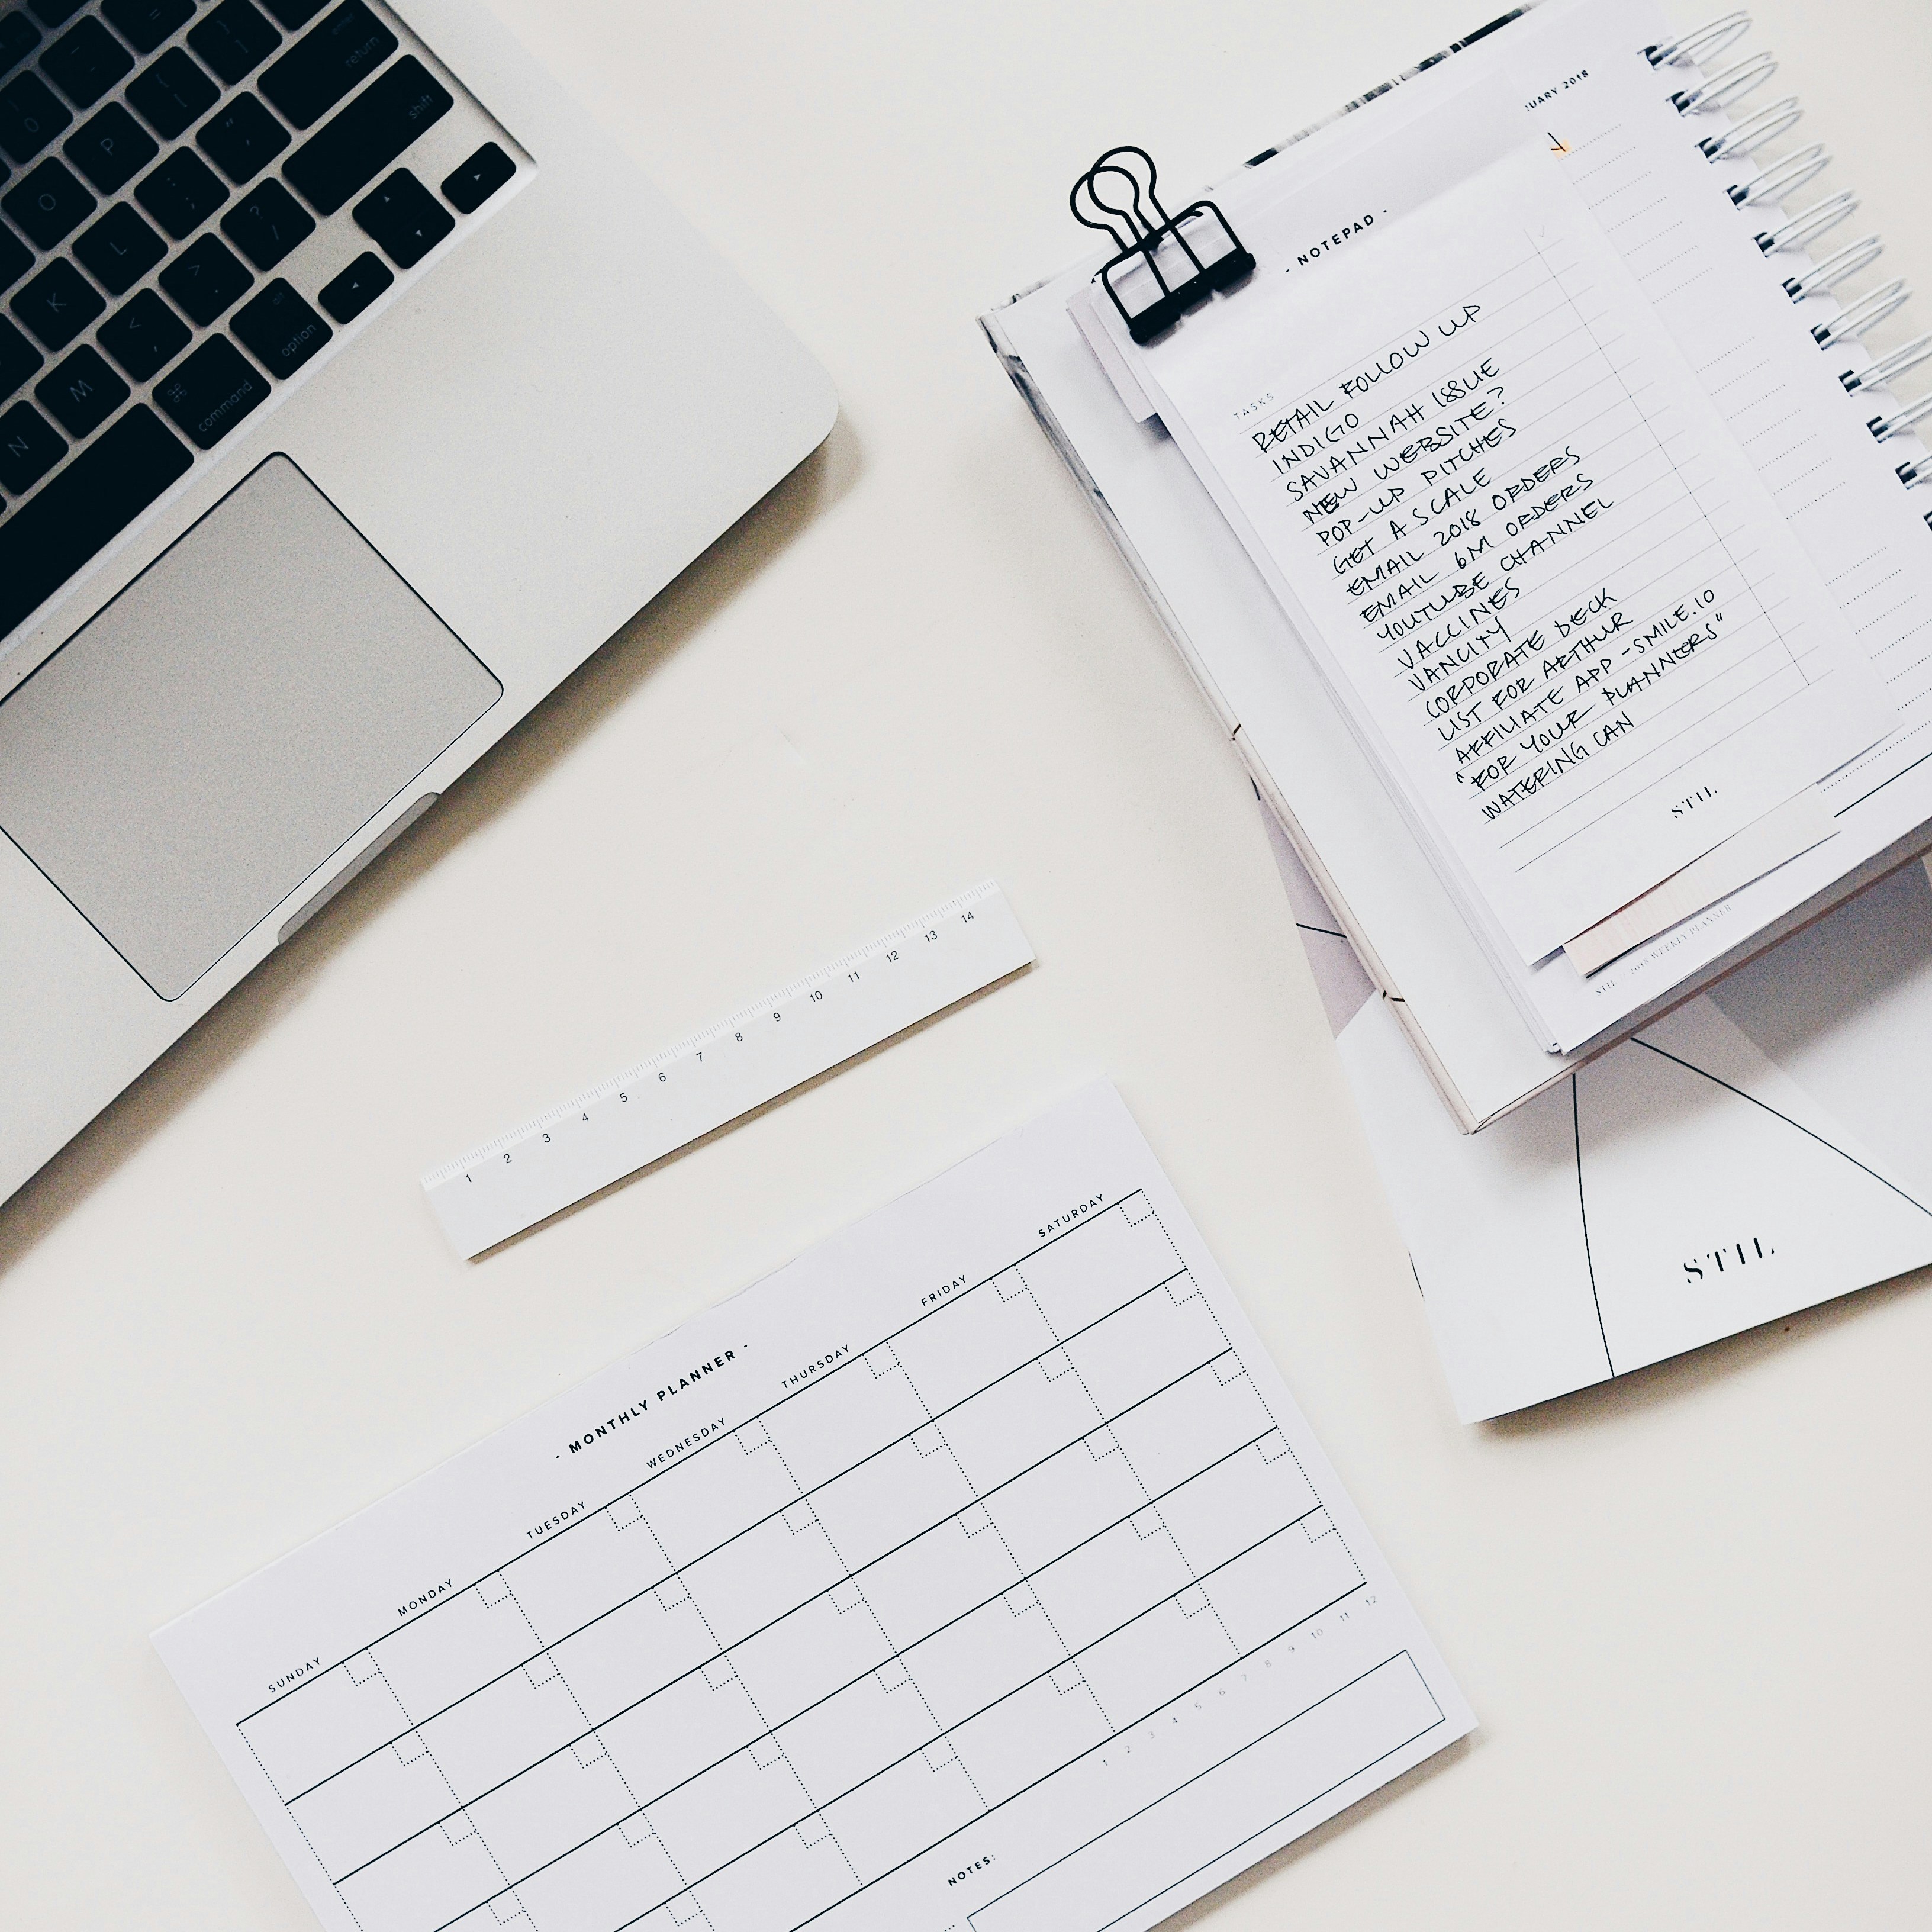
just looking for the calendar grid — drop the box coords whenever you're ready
[240,1199,1185,1733]
[274,1269,1193,1808]
[326,1426,1289,1882]
[231,1194,1398,1932]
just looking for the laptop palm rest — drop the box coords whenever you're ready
[0,456,501,1002]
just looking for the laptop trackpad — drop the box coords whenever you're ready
[0,456,501,1000]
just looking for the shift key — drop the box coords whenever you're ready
[282,56,451,217]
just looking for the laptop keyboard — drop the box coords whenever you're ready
[0,0,521,642]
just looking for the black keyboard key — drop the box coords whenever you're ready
[0,214,28,289]
[159,230,248,323]
[27,0,84,23]
[1,12,41,77]
[0,309,38,391]
[0,404,191,632]
[442,141,513,215]
[260,0,325,25]
[73,199,165,293]
[218,173,308,266]
[352,165,446,268]
[63,100,159,193]
[186,0,276,84]
[316,244,384,321]
[0,67,69,162]
[283,54,447,215]
[197,89,287,181]
[125,46,217,139]
[0,394,60,490]
[230,273,324,376]
[36,339,125,434]
[97,285,186,378]
[101,0,197,56]
[259,0,393,130]
[134,144,226,236]
[153,330,263,445]
[1,153,89,244]
[9,253,99,346]
[40,17,134,108]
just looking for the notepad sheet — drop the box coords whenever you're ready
[1046,0,1932,1074]
[156,1084,1470,1932]
[1105,105,1893,969]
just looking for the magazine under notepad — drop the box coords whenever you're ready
[988,0,1932,1123]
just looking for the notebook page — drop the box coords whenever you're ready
[1502,2,1932,1038]
[1229,0,1932,1047]
[1109,118,1894,968]
[1061,0,1932,1064]
[154,1084,1471,1932]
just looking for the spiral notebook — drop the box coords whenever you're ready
[984,0,1932,1128]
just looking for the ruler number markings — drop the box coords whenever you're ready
[423,884,1032,1256]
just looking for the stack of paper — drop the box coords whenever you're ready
[1078,89,1898,1054]
[1265,806,1932,1419]
[987,0,1932,1123]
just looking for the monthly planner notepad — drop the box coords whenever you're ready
[156,1084,1471,1932]
[991,0,1932,1123]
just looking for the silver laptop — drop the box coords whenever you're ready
[0,0,835,1209]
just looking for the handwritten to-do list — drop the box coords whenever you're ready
[1131,138,1891,962]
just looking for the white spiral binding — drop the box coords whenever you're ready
[1672,50,1779,117]
[1648,12,1753,69]
[1670,14,1926,517]
[1702,96,1804,161]
[1730,141,1829,207]
[1814,280,1912,349]
[1870,392,1932,443]
[1783,234,1886,302]
[1756,190,1859,255]
[1844,334,1932,397]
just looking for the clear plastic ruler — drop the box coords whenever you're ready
[422,881,1032,1257]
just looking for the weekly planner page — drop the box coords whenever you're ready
[156,1083,1471,1932]
[1115,103,1893,969]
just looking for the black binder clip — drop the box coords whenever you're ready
[1071,146,1255,346]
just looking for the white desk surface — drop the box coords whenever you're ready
[5,2,1930,1925]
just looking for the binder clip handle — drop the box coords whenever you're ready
[1072,145,1256,346]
